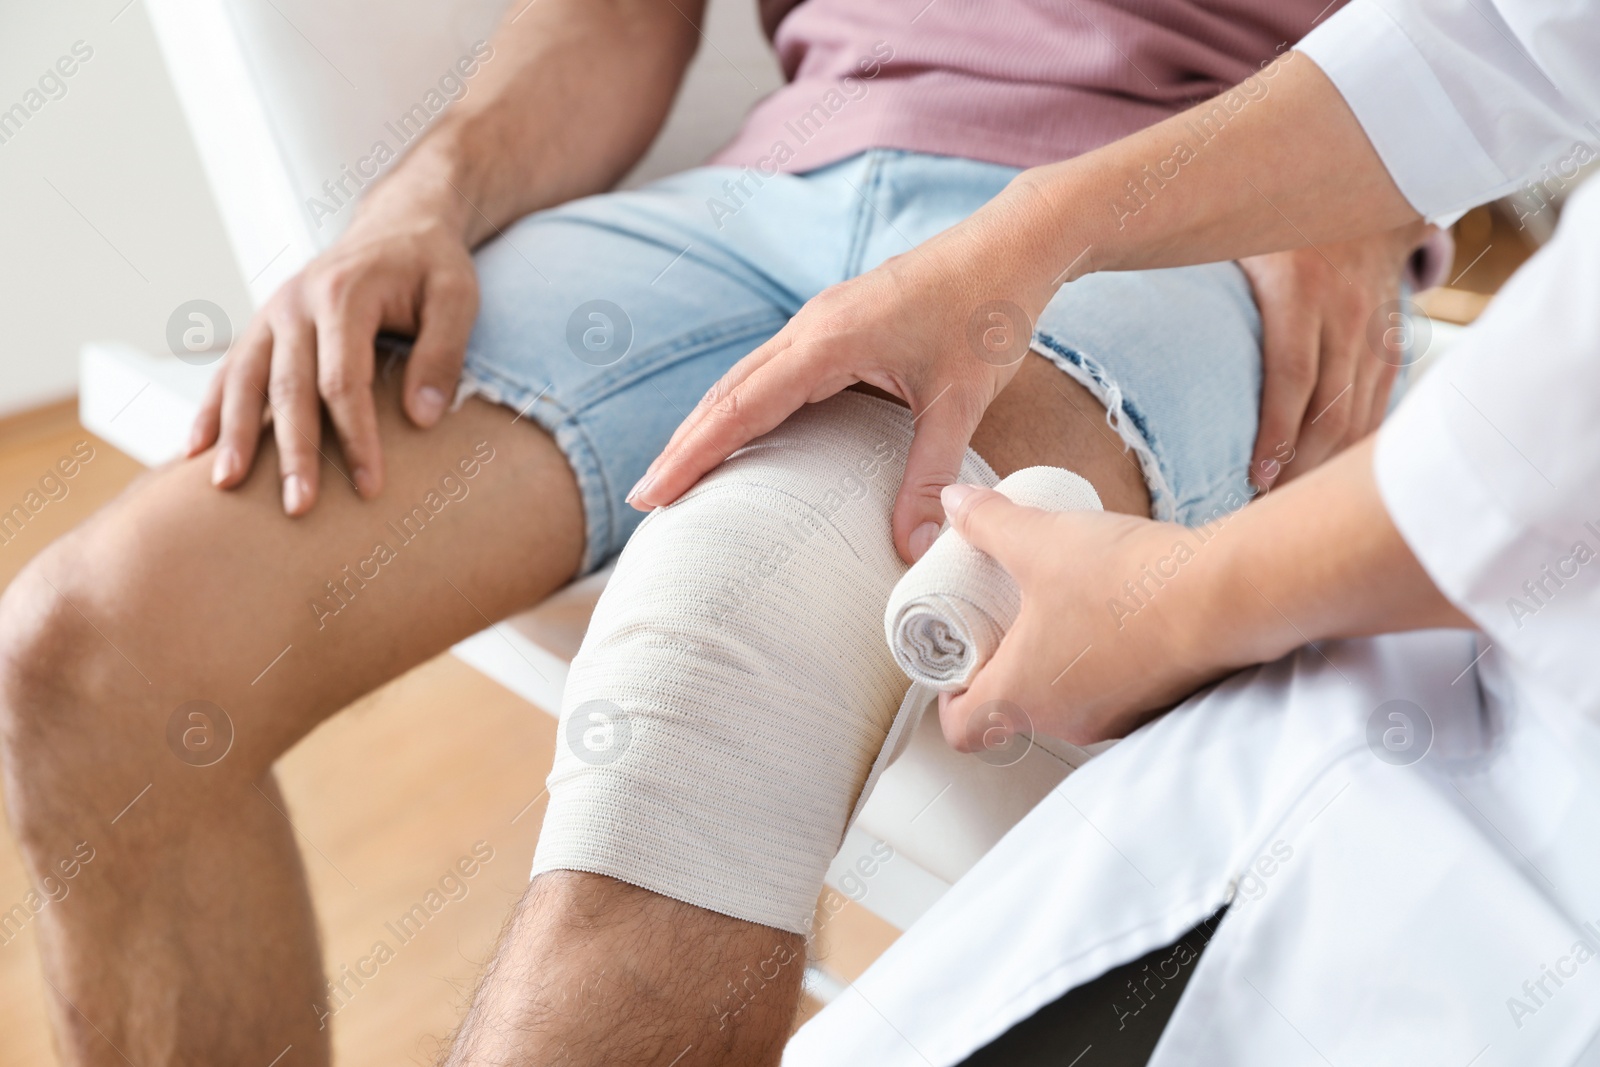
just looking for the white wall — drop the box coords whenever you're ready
[0,0,778,421]
[0,0,251,418]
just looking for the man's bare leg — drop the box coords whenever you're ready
[0,374,596,1065]
[443,352,1153,1066]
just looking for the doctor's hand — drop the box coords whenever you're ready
[1238,223,1433,491]
[627,195,1057,565]
[934,437,1472,752]
[934,483,1231,750]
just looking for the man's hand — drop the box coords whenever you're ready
[1239,224,1433,490]
[934,437,1470,752]
[186,0,705,516]
[188,194,478,515]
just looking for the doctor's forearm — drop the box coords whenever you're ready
[965,52,1420,309]
[1200,437,1473,668]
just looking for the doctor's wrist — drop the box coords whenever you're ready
[1194,438,1475,676]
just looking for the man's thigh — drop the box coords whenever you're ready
[458,177,799,578]
[1030,261,1266,524]
[17,372,581,774]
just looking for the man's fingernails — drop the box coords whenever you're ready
[909,521,941,561]
[211,447,240,486]
[283,475,310,514]
[941,483,977,516]
[354,467,379,496]
[414,386,447,426]
[626,473,655,505]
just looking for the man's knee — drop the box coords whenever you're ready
[531,392,998,932]
[2,535,112,726]
[0,537,141,844]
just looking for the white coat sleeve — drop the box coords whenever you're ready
[1374,179,1600,719]
[1297,0,1600,220]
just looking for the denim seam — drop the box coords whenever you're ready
[533,213,800,315]
[458,309,789,573]
[1030,335,1179,523]
[841,151,887,279]
[564,308,790,411]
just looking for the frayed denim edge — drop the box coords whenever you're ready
[453,368,614,577]
[1030,337,1179,523]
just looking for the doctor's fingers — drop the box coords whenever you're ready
[939,484,1053,578]
[632,345,864,510]
[894,392,994,563]
[938,623,1060,754]
[654,329,791,463]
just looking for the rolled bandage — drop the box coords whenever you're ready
[532,391,997,933]
[885,467,1103,692]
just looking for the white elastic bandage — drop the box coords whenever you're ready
[532,391,996,933]
[885,467,1103,692]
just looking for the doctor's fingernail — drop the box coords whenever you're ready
[413,386,447,426]
[353,466,379,496]
[910,521,941,561]
[941,483,977,517]
[626,473,655,505]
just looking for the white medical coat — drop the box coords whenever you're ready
[789,1,1600,1063]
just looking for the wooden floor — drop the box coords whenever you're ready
[0,405,898,1065]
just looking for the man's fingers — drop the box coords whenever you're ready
[188,344,231,457]
[316,304,384,498]
[402,267,479,429]
[211,326,273,489]
[1285,320,1357,481]
[630,347,848,509]
[267,320,322,516]
[1364,355,1400,434]
[1250,305,1318,491]
[894,393,985,563]
[1345,331,1387,445]
[1356,283,1406,440]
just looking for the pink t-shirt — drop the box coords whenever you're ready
[714,0,1344,174]
[713,0,1454,289]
